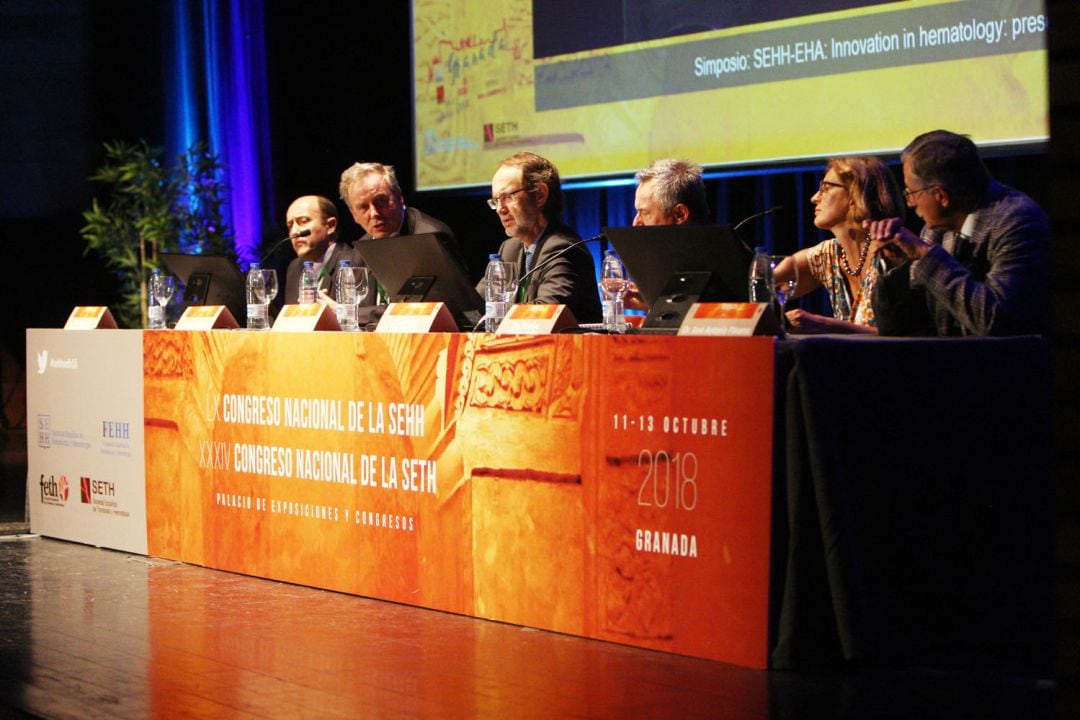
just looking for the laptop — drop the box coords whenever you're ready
[602,224,753,306]
[160,253,247,324]
[354,232,483,331]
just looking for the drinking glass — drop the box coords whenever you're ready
[151,273,174,327]
[353,266,371,303]
[600,252,628,331]
[769,255,798,306]
[262,269,278,307]
[498,261,519,305]
[600,254,628,301]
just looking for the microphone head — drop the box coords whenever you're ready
[295,228,312,238]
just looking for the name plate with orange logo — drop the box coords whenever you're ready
[175,305,239,330]
[374,302,456,333]
[271,303,341,332]
[64,306,118,330]
[495,304,577,335]
[677,303,779,336]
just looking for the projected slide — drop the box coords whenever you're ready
[413,0,1048,190]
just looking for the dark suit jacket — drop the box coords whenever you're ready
[489,223,602,324]
[284,238,367,307]
[873,181,1050,336]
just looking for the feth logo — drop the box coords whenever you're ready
[39,474,69,505]
[36,350,48,374]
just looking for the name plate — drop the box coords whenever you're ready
[271,303,341,332]
[64,306,118,330]
[175,305,239,330]
[677,303,778,336]
[374,302,456,333]
[496,304,577,335]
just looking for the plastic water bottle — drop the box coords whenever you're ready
[246,262,268,330]
[600,250,628,333]
[147,268,166,329]
[335,260,358,331]
[484,254,508,332]
[299,261,318,304]
[748,246,774,303]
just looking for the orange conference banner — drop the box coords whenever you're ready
[144,331,774,667]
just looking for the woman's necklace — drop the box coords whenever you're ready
[838,238,870,277]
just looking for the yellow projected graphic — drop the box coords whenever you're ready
[413,0,1048,190]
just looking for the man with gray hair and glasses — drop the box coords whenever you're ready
[866,130,1050,336]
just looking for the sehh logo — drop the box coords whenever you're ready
[37,414,51,449]
[36,350,48,374]
[80,476,92,504]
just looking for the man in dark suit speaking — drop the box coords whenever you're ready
[485,152,602,323]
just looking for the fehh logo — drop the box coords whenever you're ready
[36,350,48,374]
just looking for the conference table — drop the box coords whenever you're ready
[25,328,1054,673]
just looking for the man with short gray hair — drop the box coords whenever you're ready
[633,159,709,226]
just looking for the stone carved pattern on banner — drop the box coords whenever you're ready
[469,351,549,413]
[598,462,673,641]
[465,336,585,420]
[143,331,192,379]
[468,337,562,414]
[548,340,583,420]
[600,341,676,640]
[453,338,477,420]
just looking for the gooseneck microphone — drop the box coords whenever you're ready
[471,234,604,332]
[732,206,783,234]
[732,206,783,253]
[260,228,311,265]
[730,205,781,255]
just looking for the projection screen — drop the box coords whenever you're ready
[412,0,1048,190]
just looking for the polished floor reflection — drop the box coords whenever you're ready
[0,536,1055,719]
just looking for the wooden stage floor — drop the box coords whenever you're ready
[0,534,1056,719]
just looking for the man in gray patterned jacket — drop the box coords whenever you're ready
[866,130,1050,336]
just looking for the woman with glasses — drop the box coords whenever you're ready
[775,156,905,333]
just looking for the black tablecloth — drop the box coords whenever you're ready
[770,335,1054,673]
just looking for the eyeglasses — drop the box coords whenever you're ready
[817,180,845,195]
[487,187,529,210]
[903,184,940,201]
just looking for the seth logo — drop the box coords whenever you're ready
[36,351,48,374]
